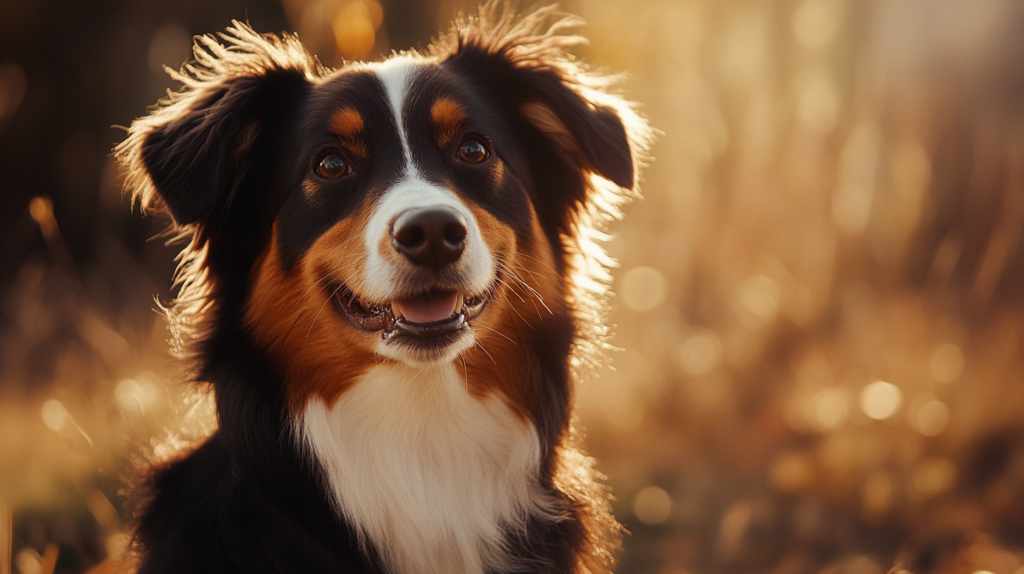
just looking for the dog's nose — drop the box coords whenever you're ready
[391,207,468,271]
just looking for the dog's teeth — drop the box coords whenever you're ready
[455,293,465,313]
[391,301,402,319]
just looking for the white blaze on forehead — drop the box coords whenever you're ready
[375,56,420,176]
[358,57,494,314]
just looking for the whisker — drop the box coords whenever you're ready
[495,276,526,303]
[505,262,545,282]
[293,255,364,306]
[474,341,498,365]
[496,266,542,317]
[295,274,334,306]
[505,251,559,274]
[500,290,535,329]
[504,266,552,314]
[477,324,518,346]
[306,282,345,337]
[500,265,548,316]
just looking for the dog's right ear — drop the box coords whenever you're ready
[117,23,318,227]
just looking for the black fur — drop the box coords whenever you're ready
[119,12,645,573]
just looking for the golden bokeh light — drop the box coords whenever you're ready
[39,400,67,433]
[859,381,902,421]
[735,276,779,329]
[675,331,723,376]
[620,266,668,312]
[795,69,840,133]
[832,123,882,235]
[908,394,949,437]
[333,0,383,58]
[633,486,673,526]
[808,388,849,431]
[27,196,56,239]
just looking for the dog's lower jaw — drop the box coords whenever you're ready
[372,328,478,366]
[297,362,557,574]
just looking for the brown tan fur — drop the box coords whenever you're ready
[114,8,649,572]
[457,204,560,419]
[328,107,369,159]
[430,98,467,149]
[244,199,380,412]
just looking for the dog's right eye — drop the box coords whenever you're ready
[316,154,349,179]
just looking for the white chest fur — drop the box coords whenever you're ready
[298,363,553,574]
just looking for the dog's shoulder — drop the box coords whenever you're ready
[135,433,380,574]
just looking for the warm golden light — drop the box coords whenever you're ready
[908,395,949,437]
[40,399,67,432]
[796,69,840,133]
[832,123,881,234]
[861,471,895,518]
[929,343,965,383]
[332,0,383,58]
[792,0,842,49]
[28,196,56,239]
[808,388,849,431]
[770,451,815,492]
[633,486,672,526]
[9,1,1024,571]
[736,276,779,329]
[675,331,722,376]
[620,266,668,312]
[910,457,956,499]
[859,381,902,420]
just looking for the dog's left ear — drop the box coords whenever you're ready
[443,12,651,234]
[515,84,637,191]
[118,24,318,229]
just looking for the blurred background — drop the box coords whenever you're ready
[3,0,1024,572]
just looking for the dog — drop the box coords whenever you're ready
[117,6,650,573]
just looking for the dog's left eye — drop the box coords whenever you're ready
[316,154,349,179]
[457,138,489,164]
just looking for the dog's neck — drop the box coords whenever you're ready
[298,362,555,574]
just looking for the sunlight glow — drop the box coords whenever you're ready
[634,486,672,525]
[929,343,964,383]
[620,266,668,312]
[860,381,902,420]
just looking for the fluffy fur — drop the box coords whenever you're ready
[117,5,651,574]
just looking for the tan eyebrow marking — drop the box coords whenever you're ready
[329,107,364,137]
[431,98,466,149]
[328,107,368,159]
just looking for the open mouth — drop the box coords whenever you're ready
[331,284,490,340]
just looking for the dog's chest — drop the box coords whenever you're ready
[298,363,549,574]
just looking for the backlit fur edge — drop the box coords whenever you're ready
[115,7,654,573]
[114,23,323,361]
[435,7,654,572]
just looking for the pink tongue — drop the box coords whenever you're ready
[396,292,459,324]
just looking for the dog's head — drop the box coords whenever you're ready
[119,10,650,409]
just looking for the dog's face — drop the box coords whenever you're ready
[124,25,642,410]
[249,57,541,365]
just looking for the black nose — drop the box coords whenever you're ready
[391,207,468,271]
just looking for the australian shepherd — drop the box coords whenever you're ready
[117,5,650,573]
